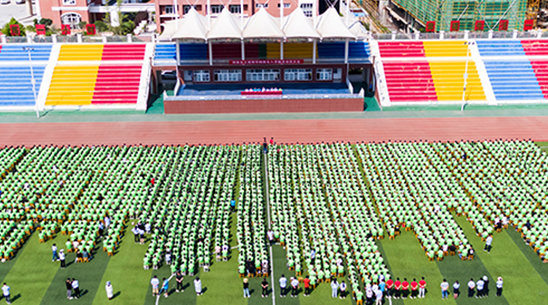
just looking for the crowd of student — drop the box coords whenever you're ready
[440,276,504,300]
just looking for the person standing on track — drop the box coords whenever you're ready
[52,243,58,262]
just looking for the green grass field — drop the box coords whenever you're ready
[0,212,547,305]
[1,143,548,305]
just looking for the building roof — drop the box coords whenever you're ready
[158,6,362,42]
[315,7,356,40]
[208,8,243,40]
[242,8,285,40]
[282,7,320,40]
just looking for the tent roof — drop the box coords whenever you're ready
[242,8,284,39]
[158,19,185,40]
[316,7,356,40]
[282,7,320,39]
[208,8,242,40]
[348,21,369,40]
[171,7,209,41]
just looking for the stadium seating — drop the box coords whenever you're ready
[0,44,52,61]
[483,60,544,100]
[0,66,46,106]
[529,60,548,98]
[521,39,548,56]
[382,61,437,102]
[45,65,142,106]
[266,43,315,59]
[154,44,176,61]
[476,40,525,57]
[58,44,146,61]
[317,42,371,60]
[179,43,208,61]
[378,41,425,57]
[423,41,468,57]
[428,61,486,101]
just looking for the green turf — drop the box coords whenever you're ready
[454,215,548,304]
[380,230,452,305]
[40,235,111,305]
[506,229,548,287]
[0,232,33,284]
[146,93,165,114]
[364,97,381,112]
[92,224,151,305]
[2,233,61,304]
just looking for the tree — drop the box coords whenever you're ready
[1,18,26,36]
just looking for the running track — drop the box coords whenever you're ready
[1,116,548,146]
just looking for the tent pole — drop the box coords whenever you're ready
[313,40,317,64]
[280,40,284,60]
[241,39,245,60]
[344,39,349,64]
[176,39,180,65]
[208,41,213,65]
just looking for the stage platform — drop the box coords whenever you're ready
[164,83,365,114]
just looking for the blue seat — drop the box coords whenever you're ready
[154,44,176,61]
[0,65,46,107]
[483,60,544,100]
[0,44,52,61]
[476,40,525,57]
[179,43,208,61]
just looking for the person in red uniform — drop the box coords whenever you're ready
[410,278,419,299]
[394,278,402,299]
[303,276,311,297]
[386,278,394,304]
[402,278,409,299]
[419,277,427,298]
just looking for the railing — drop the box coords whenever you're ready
[165,93,362,101]
[0,33,153,44]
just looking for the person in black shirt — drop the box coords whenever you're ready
[66,278,73,299]
[261,278,269,297]
[176,271,184,292]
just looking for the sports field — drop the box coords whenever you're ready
[0,141,547,305]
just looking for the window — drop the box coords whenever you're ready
[164,5,174,14]
[210,5,224,14]
[61,13,82,29]
[229,5,241,14]
[214,70,242,82]
[246,69,280,81]
[301,3,313,17]
[316,68,332,81]
[256,3,268,8]
[277,3,290,8]
[193,70,210,82]
[63,0,76,5]
[284,69,312,81]
[183,5,195,14]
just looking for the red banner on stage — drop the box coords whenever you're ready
[450,20,460,32]
[229,59,304,65]
[9,24,20,36]
[61,24,71,35]
[36,24,46,35]
[474,20,485,31]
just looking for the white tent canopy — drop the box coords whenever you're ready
[242,8,285,39]
[171,7,209,41]
[316,7,356,40]
[208,8,243,40]
[282,7,320,40]
[158,6,364,41]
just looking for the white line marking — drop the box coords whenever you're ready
[264,151,276,305]
[155,273,175,305]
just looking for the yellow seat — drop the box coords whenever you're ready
[428,61,486,101]
[423,41,469,57]
[45,65,100,106]
[58,44,104,61]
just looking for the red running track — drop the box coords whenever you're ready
[1,116,548,147]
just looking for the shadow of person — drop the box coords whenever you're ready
[201,287,207,295]
[112,291,121,299]
[11,293,21,302]
[80,289,89,297]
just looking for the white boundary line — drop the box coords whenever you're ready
[264,151,276,305]
[155,273,175,305]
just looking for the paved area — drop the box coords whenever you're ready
[0,1,37,26]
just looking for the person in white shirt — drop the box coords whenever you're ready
[476,278,484,298]
[59,249,66,268]
[484,235,493,253]
[2,283,11,304]
[330,279,339,298]
[453,280,460,299]
[375,287,383,305]
[339,281,347,299]
[267,230,274,244]
[440,279,449,299]
[496,277,503,296]
[194,277,202,295]
[279,274,287,297]
[52,244,58,262]
[467,278,475,297]
[290,277,299,297]
[150,276,160,296]
[72,278,80,299]
[105,281,113,300]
